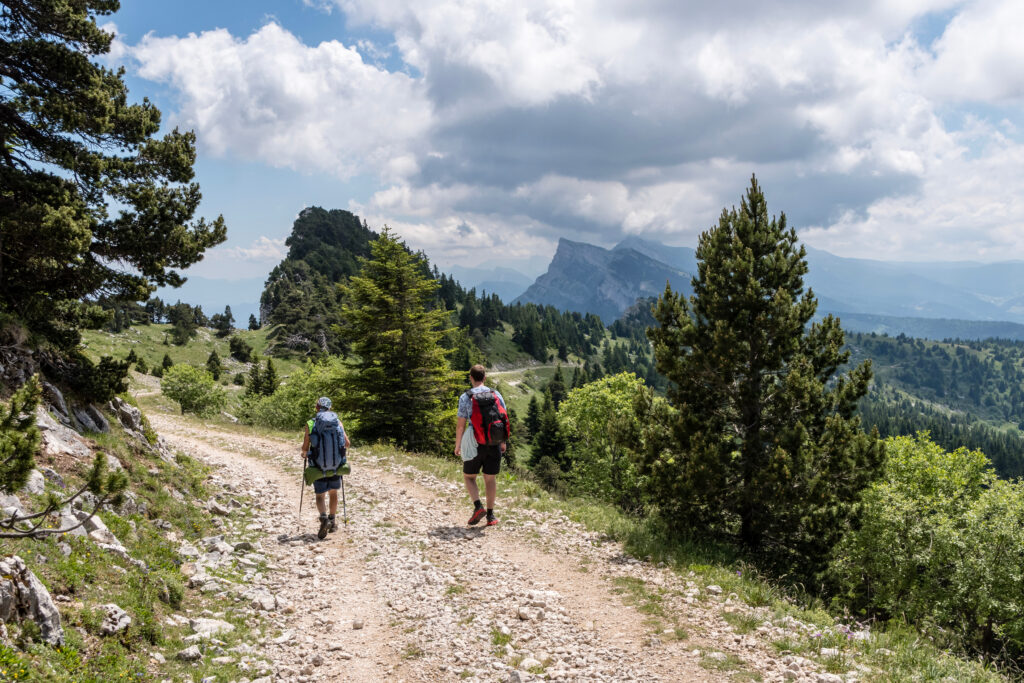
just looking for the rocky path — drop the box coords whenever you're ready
[149,411,844,683]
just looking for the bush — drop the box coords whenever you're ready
[239,357,352,431]
[557,373,648,511]
[229,336,252,362]
[829,434,1024,660]
[64,351,129,403]
[159,365,226,416]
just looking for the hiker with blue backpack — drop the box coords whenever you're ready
[455,365,510,527]
[300,396,351,539]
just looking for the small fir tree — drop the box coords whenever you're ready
[643,176,883,575]
[531,398,566,468]
[248,314,260,331]
[262,359,279,395]
[246,363,263,397]
[161,353,174,371]
[547,365,567,408]
[525,395,541,441]
[206,350,222,381]
[335,227,459,453]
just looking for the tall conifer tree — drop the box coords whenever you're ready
[643,176,883,574]
[0,1,225,349]
[336,228,459,453]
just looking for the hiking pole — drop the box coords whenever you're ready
[297,465,305,532]
[341,475,348,525]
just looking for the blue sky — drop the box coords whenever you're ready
[104,0,1024,304]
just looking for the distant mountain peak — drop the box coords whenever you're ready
[515,240,691,322]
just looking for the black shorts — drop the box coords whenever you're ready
[463,444,501,476]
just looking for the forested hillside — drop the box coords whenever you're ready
[848,333,1024,477]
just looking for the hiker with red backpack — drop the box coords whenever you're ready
[300,396,351,539]
[454,364,510,527]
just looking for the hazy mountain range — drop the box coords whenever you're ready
[512,235,1024,339]
[167,233,1024,342]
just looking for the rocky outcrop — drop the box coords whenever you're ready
[514,238,692,322]
[71,405,109,434]
[99,604,131,636]
[108,397,174,463]
[36,407,93,461]
[0,555,64,646]
[21,469,45,495]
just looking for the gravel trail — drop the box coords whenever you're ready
[149,411,837,683]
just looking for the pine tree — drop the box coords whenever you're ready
[262,359,279,395]
[525,395,541,441]
[531,398,566,471]
[212,305,234,337]
[336,228,459,453]
[547,364,567,408]
[643,176,883,575]
[0,1,226,350]
[206,350,222,381]
[246,363,263,398]
[248,314,260,331]
[161,353,174,371]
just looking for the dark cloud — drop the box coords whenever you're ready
[418,88,825,190]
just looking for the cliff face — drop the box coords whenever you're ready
[514,238,692,322]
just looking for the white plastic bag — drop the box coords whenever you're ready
[460,426,478,462]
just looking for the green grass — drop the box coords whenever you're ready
[611,576,665,617]
[0,409,268,682]
[80,323,306,382]
[723,611,762,635]
[699,652,746,672]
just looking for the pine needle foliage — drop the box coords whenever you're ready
[0,0,225,349]
[336,227,459,453]
[0,376,127,538]
[0,376,41,494]
[643,176,883,577]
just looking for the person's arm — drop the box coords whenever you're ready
[301,425,310,459]
[455,417,466,457]
[340,420,351,448]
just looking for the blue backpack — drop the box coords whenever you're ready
[308,410,347,477]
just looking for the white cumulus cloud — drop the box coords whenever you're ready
[130,23,432,180]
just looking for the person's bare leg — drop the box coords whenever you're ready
[328,489,338,516]
[483,474,497,510]
[464,474,480,503]
[315,493,327,515]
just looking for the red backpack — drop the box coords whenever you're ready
[465,389,510,446]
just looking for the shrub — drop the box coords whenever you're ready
[557,372,648,511]
[240,357,352,430]
[64,351,129,403]
[829,434,1024,660]
[229,336,252,362]
[159,365,226,416]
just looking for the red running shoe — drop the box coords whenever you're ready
[486,514,498,527]
[468,507,486,525]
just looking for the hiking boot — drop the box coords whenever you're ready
[317,515,329,540]
[328,516,338,533]
[468,507,487,526]
[486,513,498,527]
